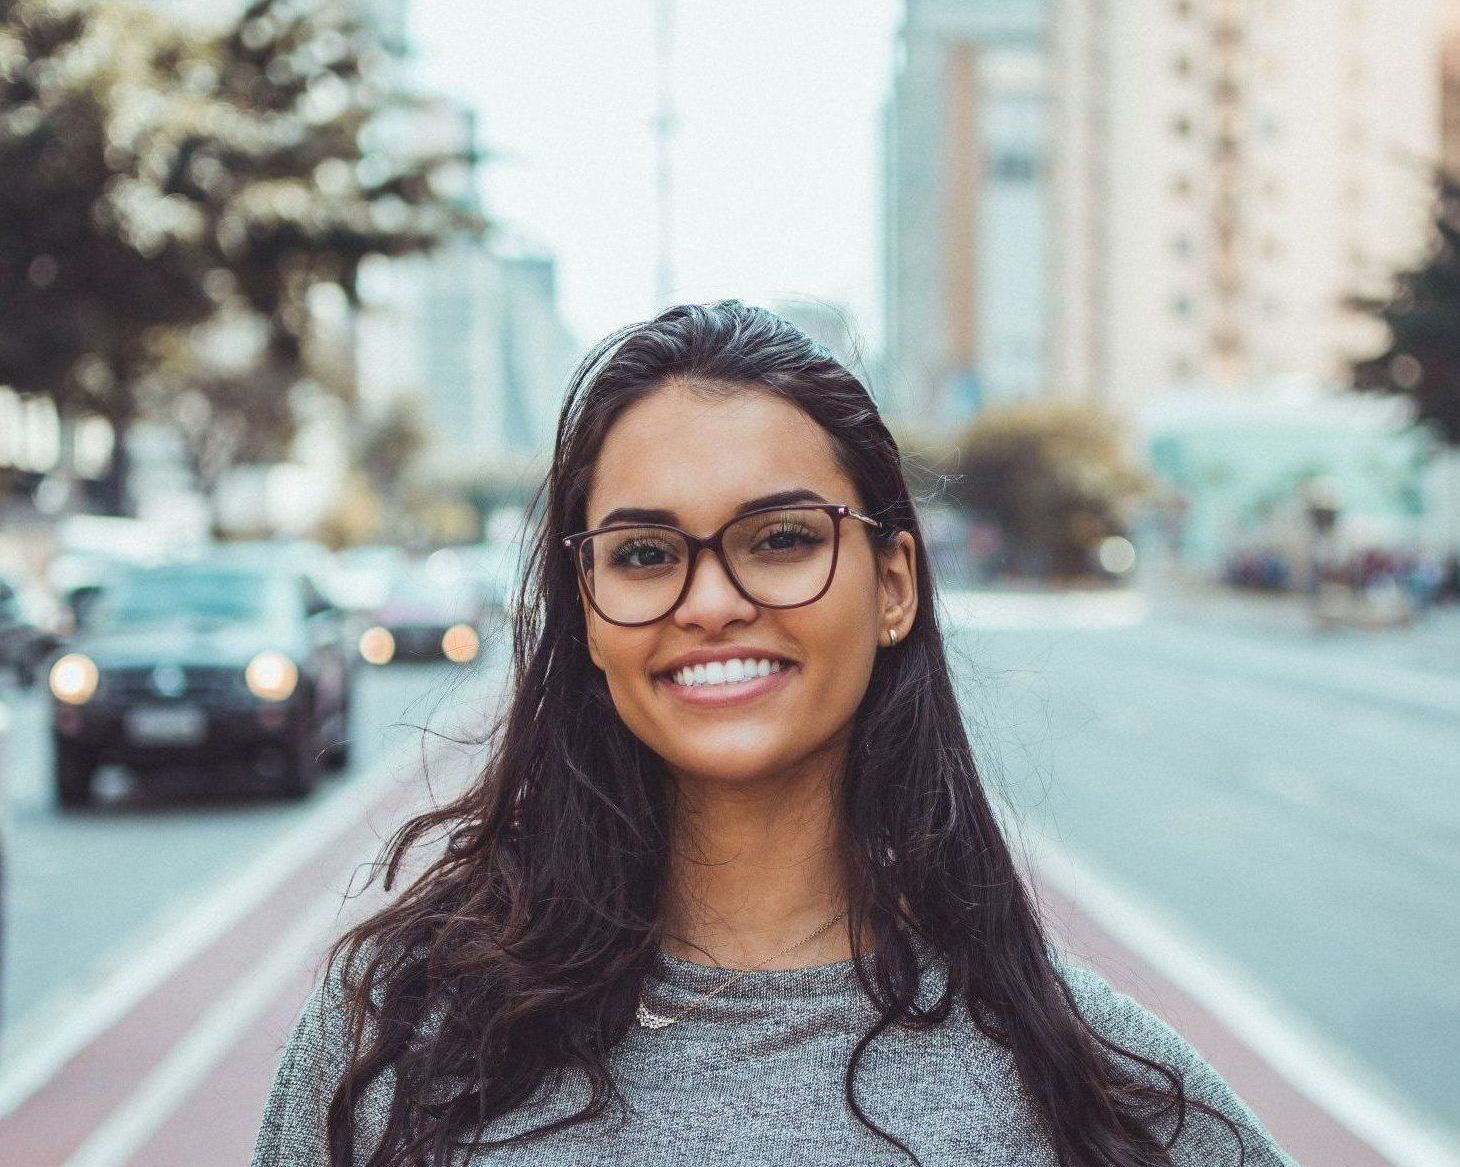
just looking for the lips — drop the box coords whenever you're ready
[656,659,796,707]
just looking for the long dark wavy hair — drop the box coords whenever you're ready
[324,300,1249,1166]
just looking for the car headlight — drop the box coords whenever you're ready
[358,625,395,665]
[245,651,299,701]
[50,653,99,705]
[442,623,479,663]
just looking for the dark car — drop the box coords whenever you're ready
[47,558,352,807]
[356,562,491,666]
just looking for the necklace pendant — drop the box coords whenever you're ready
[636,1000,677,1029]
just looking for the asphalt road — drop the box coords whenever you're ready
[949,594,1459,1138]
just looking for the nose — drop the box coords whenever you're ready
[671,546,758,632]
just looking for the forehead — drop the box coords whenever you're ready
[585,381,854,528]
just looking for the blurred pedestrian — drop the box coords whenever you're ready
[252,302,1298,1166]
[1443,552,1460,603]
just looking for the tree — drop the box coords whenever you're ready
[151,0,486,505]
[0,0,220,508]
[0,0,485,513]
[946,400,1152,580]
[203,0,485,366]
[1351,170,1460,558]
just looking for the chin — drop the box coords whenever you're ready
[658,738,794,785]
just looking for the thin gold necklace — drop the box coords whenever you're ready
[637,909,850,1029]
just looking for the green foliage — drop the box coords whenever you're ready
[946,400,1153,578]
[1352,171,1460,446]
[0,0,218,416]
[204,0,485,359]
[0,0,486,501]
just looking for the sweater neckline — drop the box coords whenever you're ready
[647,933,937,1002]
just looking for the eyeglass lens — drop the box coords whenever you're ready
[578,507,838,624]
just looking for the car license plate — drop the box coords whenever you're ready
[125,705,207,745]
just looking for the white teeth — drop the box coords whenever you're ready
[669,658,786,687]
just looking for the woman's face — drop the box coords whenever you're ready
[579,380,917,790]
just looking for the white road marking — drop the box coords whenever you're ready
[0,744,416,1120]
[943,585,1460,722]
[60,888,345,1167]
[941,587,1151,630]
[1022,829,1460,1167]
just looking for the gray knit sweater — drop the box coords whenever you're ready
[251,944,1301,1165]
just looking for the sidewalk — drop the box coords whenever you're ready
[1139,573,1460,681]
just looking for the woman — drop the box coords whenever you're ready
[253,301,1299,1166]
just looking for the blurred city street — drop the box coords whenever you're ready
[3,0,1460,1163]
[0,583,1456,1164]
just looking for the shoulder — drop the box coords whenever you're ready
[1048,950,1302,1167]
[1051,953,1200,1068]
[250,947,395,1167]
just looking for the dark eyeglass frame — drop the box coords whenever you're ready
[563,502,886,628]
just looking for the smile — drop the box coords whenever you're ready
[658,659,795,706]
[670,658,784,687]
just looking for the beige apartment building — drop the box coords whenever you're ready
[884,0,1450,421]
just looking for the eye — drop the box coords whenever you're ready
[608,536,680,570]
[753,522,824,554]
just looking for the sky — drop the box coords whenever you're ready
[408,0,902,352]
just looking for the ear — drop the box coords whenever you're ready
[580,583,605,671]
[877,530,918,644]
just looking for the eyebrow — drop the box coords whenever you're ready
[596,488,830,529]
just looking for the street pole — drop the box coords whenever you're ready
[654,0,675,310]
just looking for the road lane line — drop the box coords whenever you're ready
[1021,828,1460,1167]
[943,586,1460,715]
[61,888,345,1167]
[0,743,420,1120]
[941,587,1151,630]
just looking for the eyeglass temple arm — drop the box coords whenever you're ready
[846,507,890,533]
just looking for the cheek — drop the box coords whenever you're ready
[590,621,656,685]
[796,598,880,714]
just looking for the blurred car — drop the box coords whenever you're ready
[327,544,408,618]
[356,560,490,666]
[47,556,352,808]
[1,572,61,688]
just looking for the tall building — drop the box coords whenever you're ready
[883,0,1448,424]
[352,6,580,474]
[882,0,1053,423]
[1057,0,1444,410]
[356,235,579,474]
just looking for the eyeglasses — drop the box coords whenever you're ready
[563,503,885,627]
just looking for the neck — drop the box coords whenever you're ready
[659,749,860,971]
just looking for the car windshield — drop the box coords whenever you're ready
[391,572,471,607]
[92,567,278,627]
